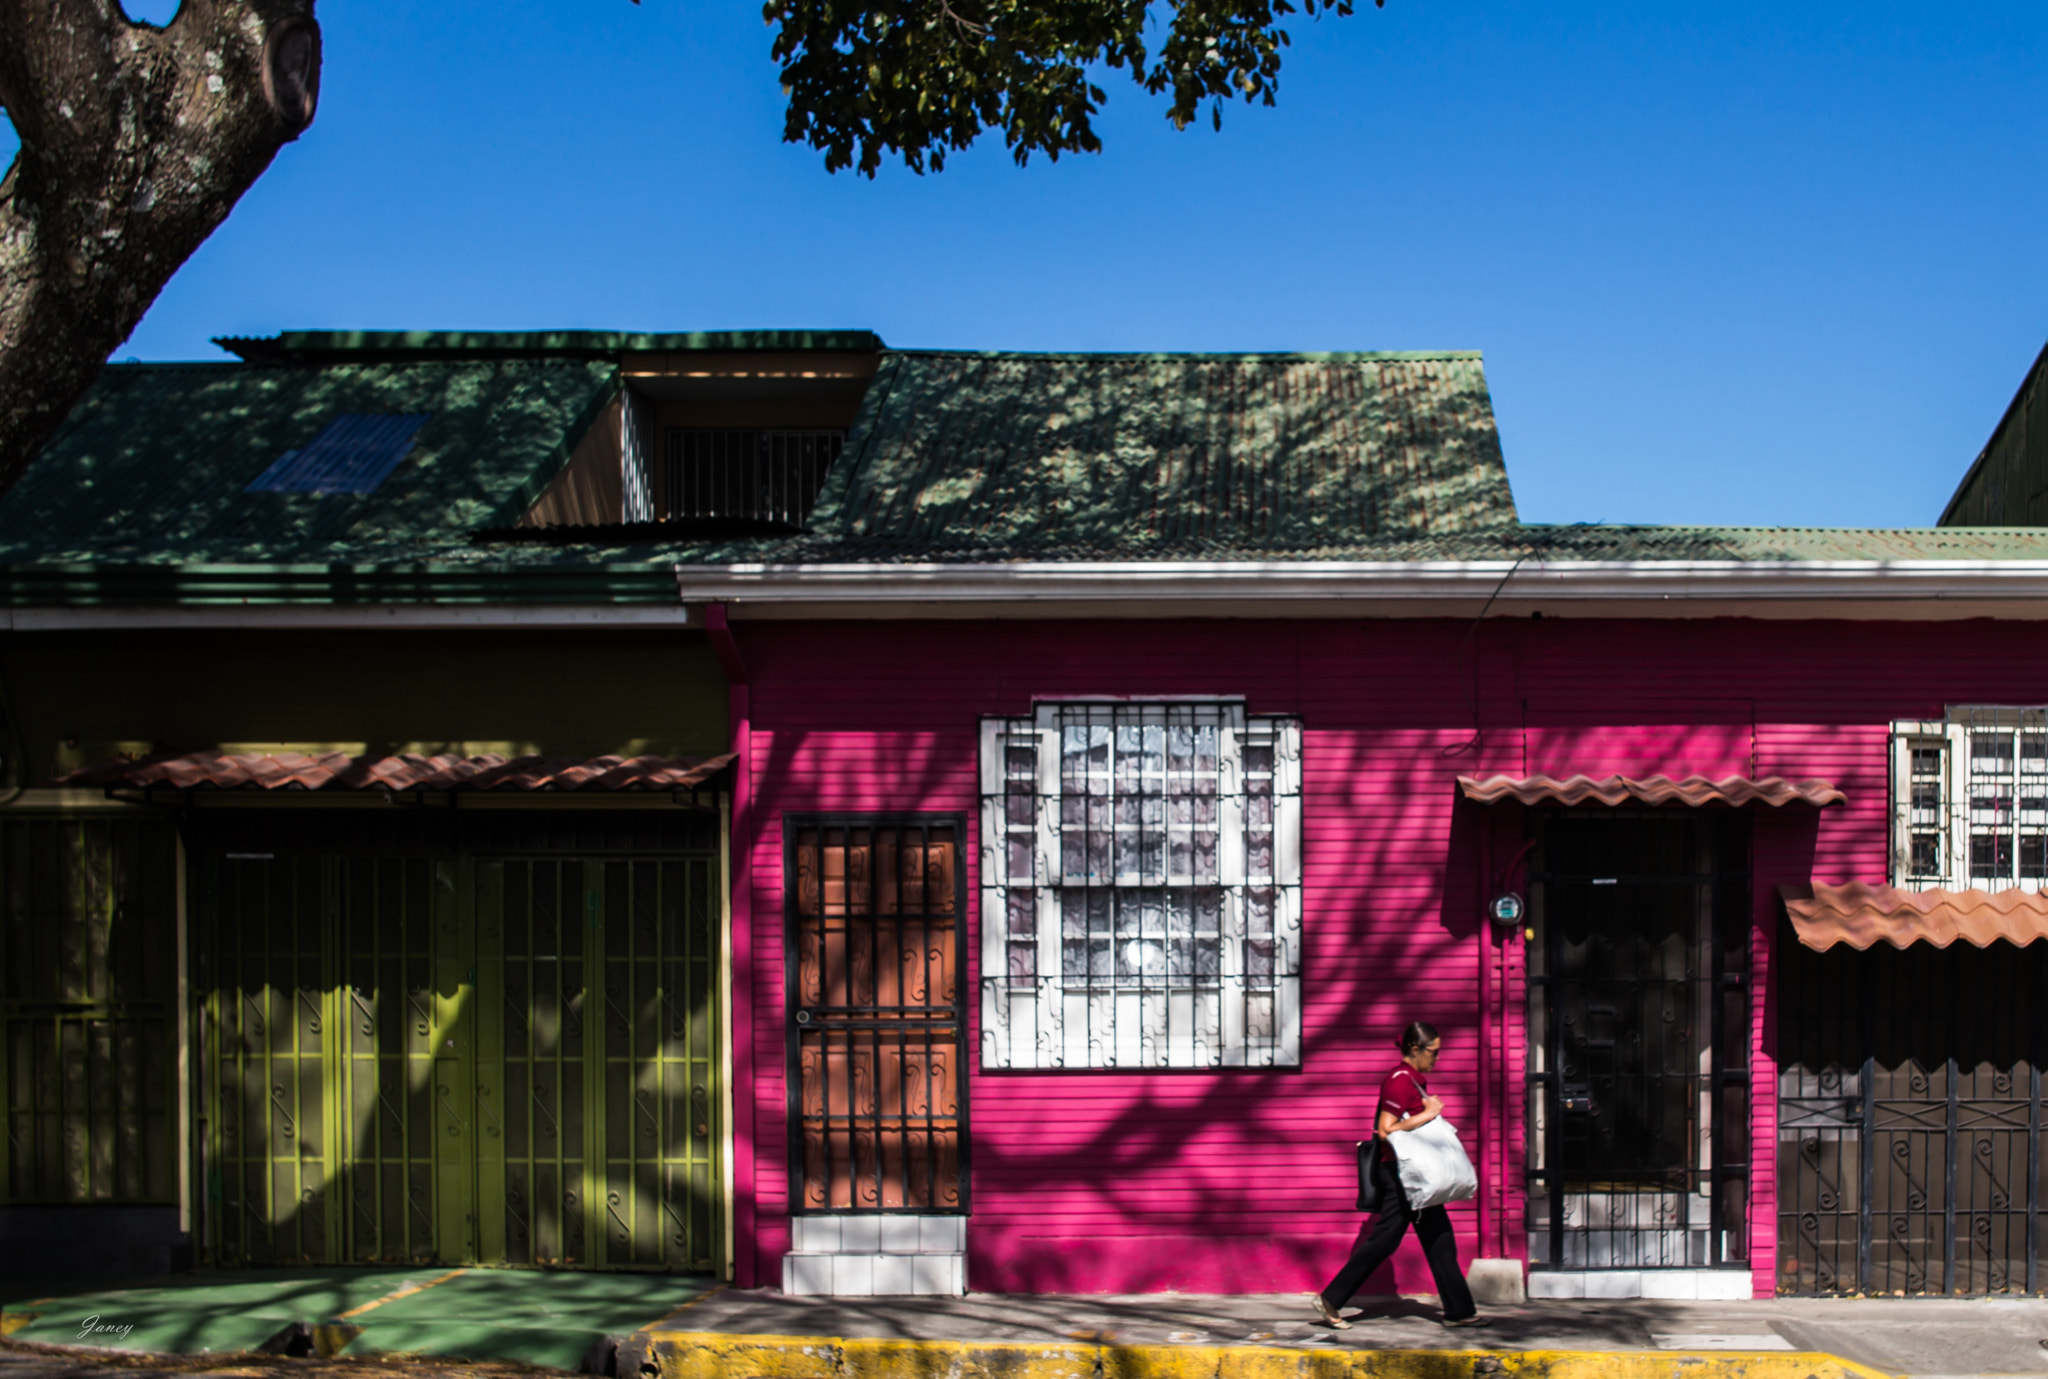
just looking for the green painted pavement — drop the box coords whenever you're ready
[0,1268,716,1370]
[344,1270,715,1369]
[0,1268,443,1355]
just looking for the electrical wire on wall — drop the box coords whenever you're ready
[1441,523,1603,762]
[1441,546,1534,761]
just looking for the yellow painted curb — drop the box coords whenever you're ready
[648,1332,1896,1379]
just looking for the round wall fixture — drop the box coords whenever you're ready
[1487,892,1525,928]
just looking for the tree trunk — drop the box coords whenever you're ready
[0,0,320,495]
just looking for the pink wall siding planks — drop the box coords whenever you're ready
[726,614,2029,1297]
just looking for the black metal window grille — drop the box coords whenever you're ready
[1778,933,2046,1295]
[663,428,844,526]
[1891,707,2048,890]
[784,816,968,1214]
[979,702,1302,1070]
[1525,811,1751,1272]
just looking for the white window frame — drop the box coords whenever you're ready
[1889,707,2048,892]
[978,701,1303,1070]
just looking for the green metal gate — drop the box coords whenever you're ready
[203,835,722,1272]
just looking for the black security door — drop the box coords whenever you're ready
[1779,936,2046,1295]
[1528,811,1752,1273]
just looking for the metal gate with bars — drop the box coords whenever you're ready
[664,429,845,527]
[0,816,178,1205]
[785,817,966,1215]
[200,812,723,1272]
[1778,933,2046,1295]
[1527,812,1752,1274]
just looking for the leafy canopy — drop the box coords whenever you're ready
[756,0,1378,175]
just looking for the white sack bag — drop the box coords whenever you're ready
[1387,1116,1478,1212]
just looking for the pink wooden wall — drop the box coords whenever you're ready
[725,614,2038,1297]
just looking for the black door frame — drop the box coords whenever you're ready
[1527,808,1753,1273]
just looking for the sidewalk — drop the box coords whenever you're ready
[649,1290,2048,1379]
[7,1272,2048,1379]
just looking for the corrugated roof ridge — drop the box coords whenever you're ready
[216,328,886,362]
[1518,522,2048,538]
[99,361,243,372]
[882,347,1484,362]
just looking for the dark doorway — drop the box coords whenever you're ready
[1527,811,1752,1274]
[1778,934,2046,1295]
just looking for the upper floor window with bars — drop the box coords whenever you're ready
[664,428,844,527]
[978,701,1302,1070]
[1891,707,2048,891]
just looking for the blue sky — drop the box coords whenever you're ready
[21,2,2048,526]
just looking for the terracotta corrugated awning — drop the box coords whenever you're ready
[1457,774,1845,809]
[1781,882,2048,951]
[61,749,736,793]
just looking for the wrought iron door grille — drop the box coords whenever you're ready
[786,817,967,1213]
[1526,811,1751,1274]
[664,428,844,527]
[1778,934,2045,1295]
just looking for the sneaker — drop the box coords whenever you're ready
[1441,1315,1491,1329]
[1310,1295,1352,1329]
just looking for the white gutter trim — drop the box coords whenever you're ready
[671,558,2048,602]
[4,604,691,631]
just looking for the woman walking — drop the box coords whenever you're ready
[1313,1021,1485,1329]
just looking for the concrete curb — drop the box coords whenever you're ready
[645,1332,1898,1379]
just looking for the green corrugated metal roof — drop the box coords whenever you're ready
[805,350,1519,551]
[0,359,618,566]
[216,329,885,364]
[11,344,2048,610]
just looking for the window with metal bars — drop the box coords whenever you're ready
[1890,707,2048,890]
[978,701,1302,1070]
[663,428,844,526]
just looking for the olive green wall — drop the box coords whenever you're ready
[2,629,729,782]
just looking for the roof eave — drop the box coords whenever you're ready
[672,556,2048,606]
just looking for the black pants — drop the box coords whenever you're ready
[1320,1157,1476,1320]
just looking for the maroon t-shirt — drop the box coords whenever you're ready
[1378,1065,1428,1122]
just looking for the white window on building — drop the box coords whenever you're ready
[978,701,1302,1070]
[1890,707,2048,891]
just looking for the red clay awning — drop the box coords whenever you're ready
[61,749,736,793]
[1457,774,1845,809]
[1781,882,2048,951]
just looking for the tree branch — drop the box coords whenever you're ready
[0,0,320,494]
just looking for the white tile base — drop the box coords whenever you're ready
[784,1215,968,1296]
[1529,1269,1754,1301]
[783,1251,964,1296]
